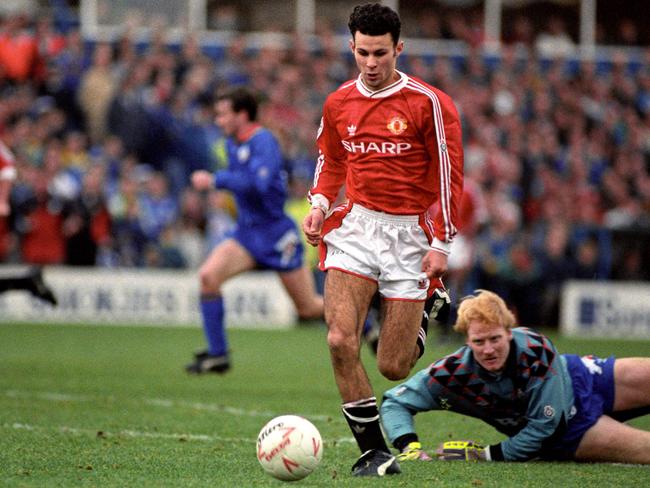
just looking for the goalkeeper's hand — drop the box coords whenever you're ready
[436,441,487,461]
[397,441,432,462]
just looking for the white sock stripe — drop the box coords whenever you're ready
[342,397,377,409]
[342,410,380,423]
[418,328,427,341]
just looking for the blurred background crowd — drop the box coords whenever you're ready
[0,0,648,326]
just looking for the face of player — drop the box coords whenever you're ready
[466,320,512,374]
[214,99,242,137]
[350,32,403,91]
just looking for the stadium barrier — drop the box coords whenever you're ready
[560,280,650,338]
[0,267,297,328]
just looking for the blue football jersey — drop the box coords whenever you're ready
[213,127,303,271]
[215,127,289,226]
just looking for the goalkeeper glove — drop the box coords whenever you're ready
[436,440,487,461]
[397,441,432,462]
[429,287,451,323]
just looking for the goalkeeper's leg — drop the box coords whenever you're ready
[574,415,650,464]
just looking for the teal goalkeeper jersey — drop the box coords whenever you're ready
[381,327,575,461]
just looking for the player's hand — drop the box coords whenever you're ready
[397,442,432,461]
[436,441,487,461]
[191,170,214,191]
[429,287,451,323]
[422,249,448,280]
[0,200,9,217]
[302,208,324,247]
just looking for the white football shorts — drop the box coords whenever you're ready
[321,203,432,300]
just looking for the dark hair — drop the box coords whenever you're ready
[348,3,401,45]
[217,87,258,121]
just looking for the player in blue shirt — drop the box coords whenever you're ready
[186,87,323,374]
[381,289,650,463]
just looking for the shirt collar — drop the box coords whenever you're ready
[236,123,262,143]
[355,70,408,98]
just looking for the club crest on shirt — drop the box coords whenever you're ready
[387,116,408,135]
[237,145,250,163]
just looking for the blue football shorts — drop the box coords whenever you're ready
[233,217,304,272]
[542,354,615,460]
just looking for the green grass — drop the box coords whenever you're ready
[1,323,649,487]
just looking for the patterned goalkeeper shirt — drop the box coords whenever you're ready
[381,327,575,461]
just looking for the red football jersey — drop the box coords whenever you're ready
[310,71,463,245]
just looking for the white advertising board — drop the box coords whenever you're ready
[560,280,650,338]
[0,267,298,328]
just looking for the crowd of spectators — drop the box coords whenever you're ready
[0,6,648,326]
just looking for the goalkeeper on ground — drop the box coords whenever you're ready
[380,289,650,463]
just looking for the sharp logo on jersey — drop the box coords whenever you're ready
[347,124,357,136]
[386,116,408,135]
[341,140,412,154]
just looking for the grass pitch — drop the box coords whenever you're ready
[1,322,649,487]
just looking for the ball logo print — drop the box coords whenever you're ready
[257,415,323,481]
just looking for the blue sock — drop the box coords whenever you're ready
[200,295,227,356]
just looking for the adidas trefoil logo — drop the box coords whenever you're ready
[347,124,357,136]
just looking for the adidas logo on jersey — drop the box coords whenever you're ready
[341,140,412,155]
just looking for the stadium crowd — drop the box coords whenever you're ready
[0,6,648,327]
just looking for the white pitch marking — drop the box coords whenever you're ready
[3,389,356,444]
[3,422,356,444]
[4,389,331,422]
[144,398,333,422]
[5,422,249,443]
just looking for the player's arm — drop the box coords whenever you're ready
[303,100,347,245]
[307,99,347,214]
[380,368,440,455]
[209,132,283,195]
[0,142,17,216]
[0,178,11,216]
[424,92,464,258]
[436,376,569,463]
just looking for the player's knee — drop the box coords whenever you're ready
[198,267,221,293]
[377,356,411,381]
[295,298,324,320]
[327,326,359,360]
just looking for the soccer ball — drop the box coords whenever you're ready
[256,415,323,481]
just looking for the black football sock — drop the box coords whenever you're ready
[342,397,389,454]
[416,294,436,358]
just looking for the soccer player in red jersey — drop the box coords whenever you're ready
[0,139,16,218]
[0,139,57,305]
[302,3,464,477]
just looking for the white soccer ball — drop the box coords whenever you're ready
[256,415,323,481]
